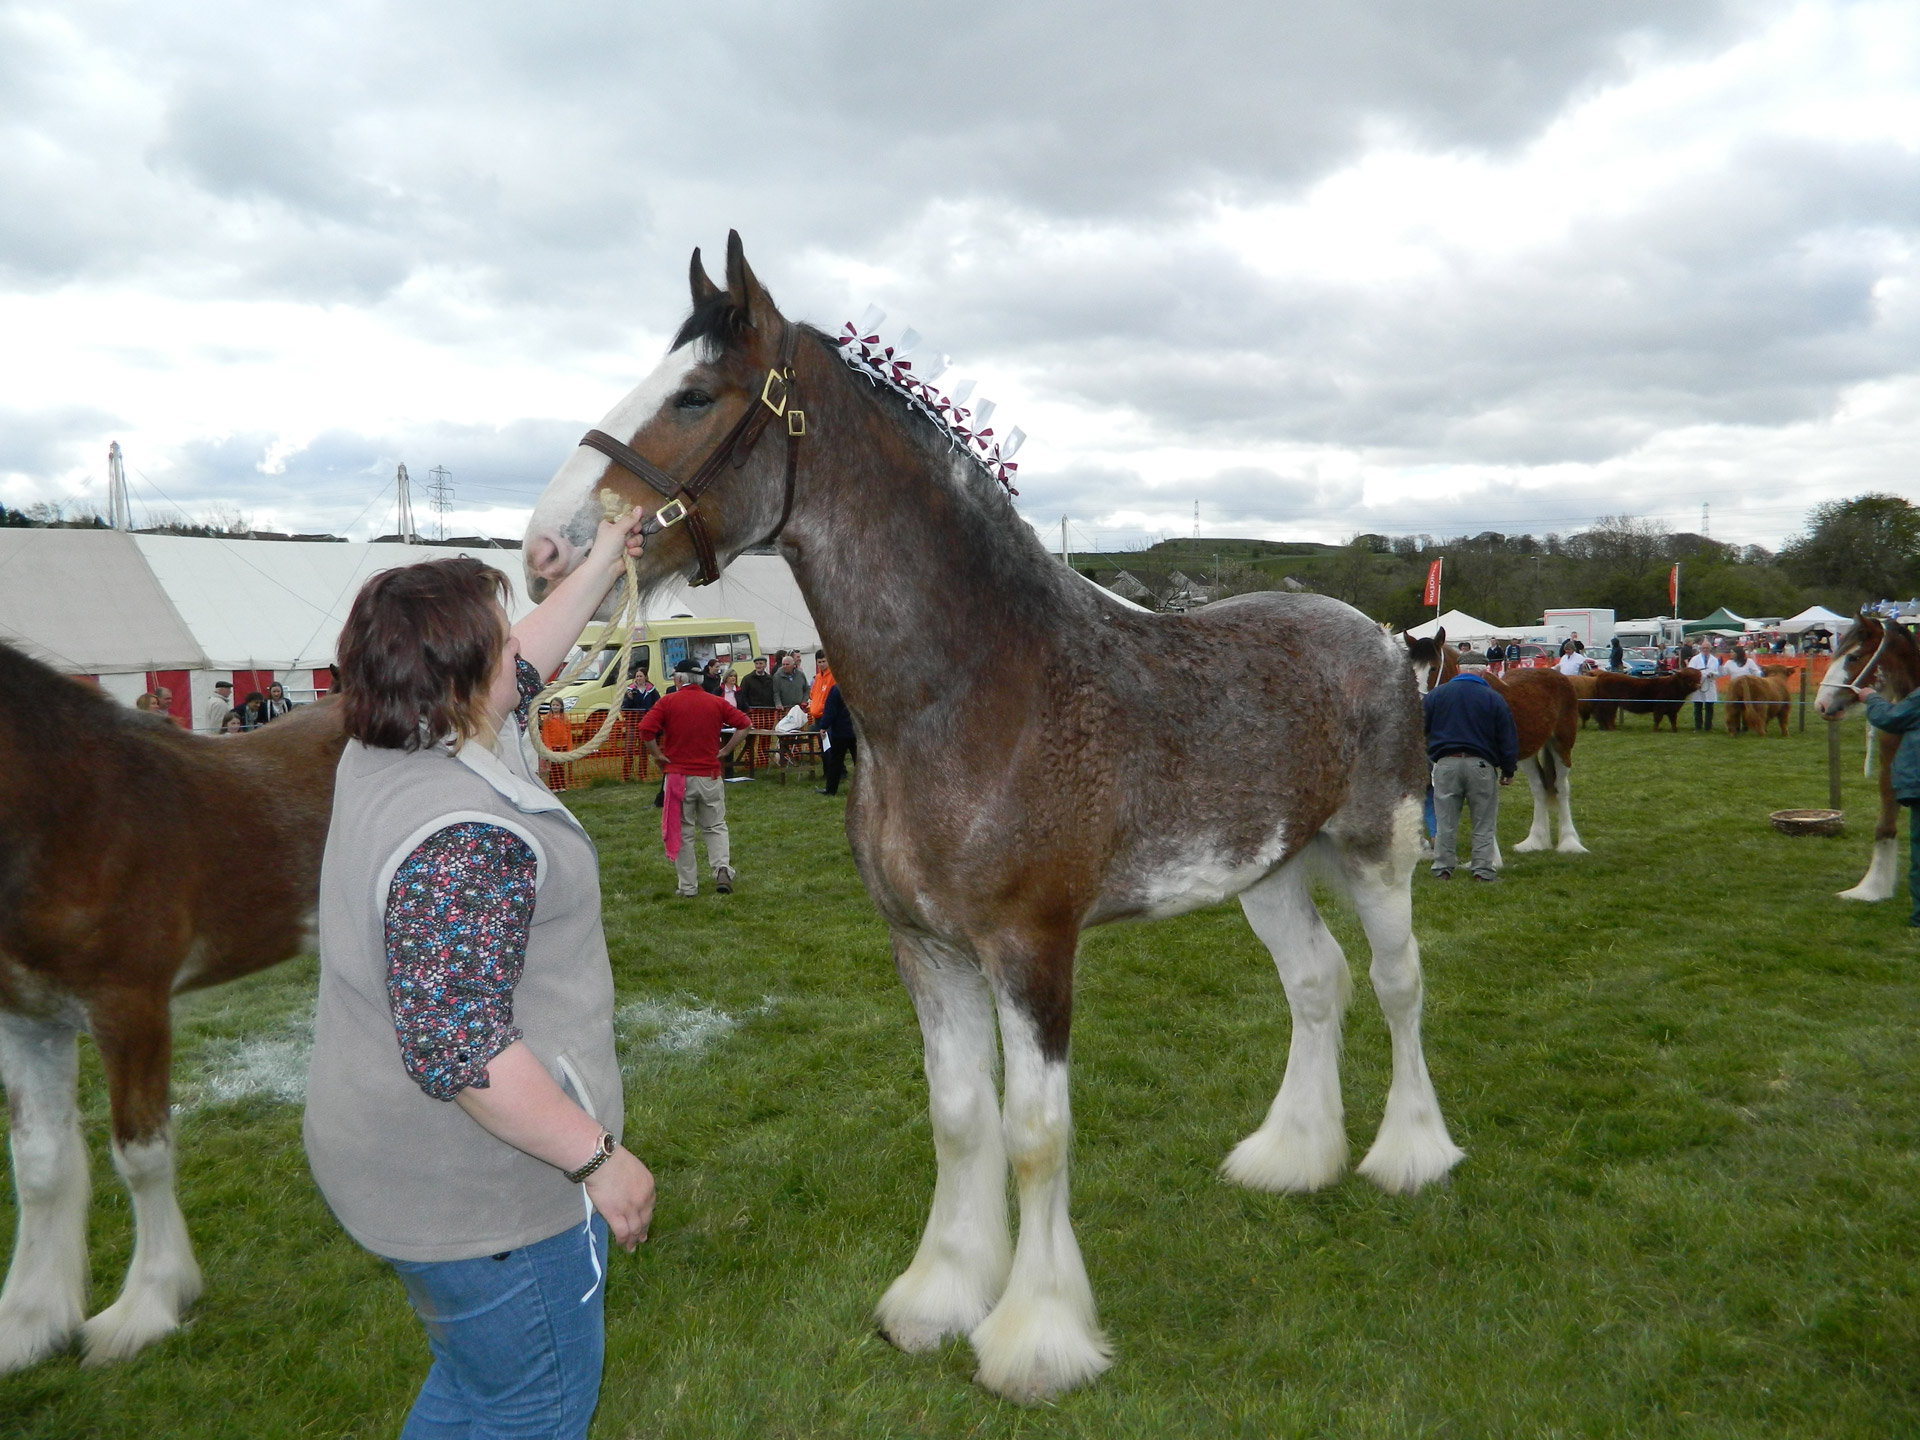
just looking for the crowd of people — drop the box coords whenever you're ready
[134,678,302,732]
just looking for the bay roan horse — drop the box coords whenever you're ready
[1403,632,1586,859]
[0,641,345,1371]
[522,233,1464,1401]
[1816,614,1918,902]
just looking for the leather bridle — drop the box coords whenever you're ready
[575,319,806,587]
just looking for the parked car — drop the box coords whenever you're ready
[1622,646,1662,676]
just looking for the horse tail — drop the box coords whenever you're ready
[1534,737,1560,796]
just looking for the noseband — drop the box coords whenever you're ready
[575,320,806,586]
[1829,623,1894,702]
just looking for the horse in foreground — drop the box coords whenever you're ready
[0,643,346,1371]
[1817,614,1918,902]
[1404,632,1586,859]
[522,234,1464,1400]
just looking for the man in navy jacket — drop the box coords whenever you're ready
[1422,671,1519,882]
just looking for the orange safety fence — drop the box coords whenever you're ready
[537,708,821,793]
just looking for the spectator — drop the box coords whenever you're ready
[218,711,246,735]
[737,655,777,710]
[816,682,856,797]
[771,651,810,710]
[538,702,573,754]
[1555,642,1591,678]
[135,692,161,713]
[238,691,268,729]
[807,650,835,722]
[1724,646,1763,681]
[619,670,659,717]
[1422,668,1518,883]
[1687,646,1722,731]
[702,657,727,696]
[1608,636,1624,671]
[262,681,296,722]
[638,659,752,897]
[1503,640,1520,664]
[205,679,235,731]
[1484,640,1503,669]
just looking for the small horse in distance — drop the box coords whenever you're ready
[1816,614,1918,902]
[521,233,1465,1401]
[1404,630,1586,859]
[0,642,346,1371]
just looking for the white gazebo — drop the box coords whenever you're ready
[1779,604,1849,635]
[1404,609,1506,643]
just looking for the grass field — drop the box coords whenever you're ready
[4,710,1918,1438]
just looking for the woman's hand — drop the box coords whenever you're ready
[584,503,645,578]
[584,1147,655,1251]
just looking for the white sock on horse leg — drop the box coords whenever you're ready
[1513,756,1553,852]
[876,940,1010,1353]
[1226,856,1351,1192]
[1839,836,1899,902]
[0,1016,90,1375]
[1554,768,1588,853]
[969,1006,1109,1404]
[80,1132,203,1365]
[1341,859,1465,1196]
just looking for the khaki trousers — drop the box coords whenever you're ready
[675,776,730,894]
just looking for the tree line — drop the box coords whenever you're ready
[1080,494,1920,630]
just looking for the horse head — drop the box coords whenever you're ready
[1816,611,1915,717]
[523,231,804,607]
[1405,626,1449,695]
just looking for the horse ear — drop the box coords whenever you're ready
[689,247,721,305]
[1435,627,1446,647]
[724,229,763,318]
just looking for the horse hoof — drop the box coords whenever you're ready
[1221,1124,1348,1193]
[0,1308,80,1375]
[971,1293,1112,1403]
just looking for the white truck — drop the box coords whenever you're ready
[1542,608,1615,648]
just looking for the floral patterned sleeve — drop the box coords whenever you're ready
[384,822,538,1101]
[513,654,543,729]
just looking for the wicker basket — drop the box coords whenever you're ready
[1769,808,1844,837]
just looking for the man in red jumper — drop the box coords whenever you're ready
[638,658,753,896]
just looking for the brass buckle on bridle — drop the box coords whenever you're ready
[652,497,690,529]
[760,366,790,417]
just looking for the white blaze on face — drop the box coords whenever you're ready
[1816,651,1855,717]
[524,349,700,584]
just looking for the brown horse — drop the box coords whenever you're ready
[0,642,346,1371]
[522,233,1463,1401]
[1724,675,1790,736]
[1404,633,1586,858]
[1816,614,1918,902]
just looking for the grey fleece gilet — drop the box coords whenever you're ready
[304,731,623,1262]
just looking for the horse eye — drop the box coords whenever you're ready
[675,390,713,410]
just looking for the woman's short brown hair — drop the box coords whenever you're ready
[337,558,511,750]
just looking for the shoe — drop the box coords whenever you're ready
[715,867,734,894]
[676,890,698,899]
[1472,872,1499,883]
[1430,869,1452,881]
[815,787,832,795]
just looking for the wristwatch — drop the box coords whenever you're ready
[564,1131,617,1184]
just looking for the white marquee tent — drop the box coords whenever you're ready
[1779,604,1849,635]
[1403,609,1507,643]
[0,530,820,727]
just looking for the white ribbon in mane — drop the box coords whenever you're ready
[835,307,1026,492]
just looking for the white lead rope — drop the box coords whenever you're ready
[579,1187,602,1305]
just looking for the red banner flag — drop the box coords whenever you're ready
[1423,558,1443,608]
[1669,563,1680,610]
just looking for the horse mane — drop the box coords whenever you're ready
[0,641,179,765]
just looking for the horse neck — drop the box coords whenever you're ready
[1875,634,1920,701]
[776,347,1083,717]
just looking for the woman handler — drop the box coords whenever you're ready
[305,507,653,1438]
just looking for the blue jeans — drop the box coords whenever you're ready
[387,1214,608,1440]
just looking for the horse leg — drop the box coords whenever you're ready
[0,1013,90,1373]
[1841,737,1900,902]
[1223,851,1352,1192]
[1512,753,1554,853]
[79,990,202,1364]
[968,940,1110,1402]
[875,932,1010,1354]
[1327,825,1465,1195]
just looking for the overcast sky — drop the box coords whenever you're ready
[3,0,1916,551]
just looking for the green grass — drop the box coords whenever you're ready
[4,713,1918,1438]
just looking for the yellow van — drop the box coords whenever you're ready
[549,616,763,716]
